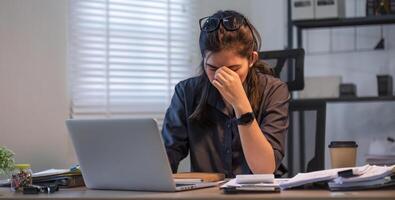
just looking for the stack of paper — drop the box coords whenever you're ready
[328,165,395,191]
[32,168,84,188]
[0,168,83,187]
[278,164,395,191]
[366,154,395,166]
[220,175,289,192]
[278,166,366,189]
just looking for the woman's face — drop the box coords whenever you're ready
[204,50,254,83]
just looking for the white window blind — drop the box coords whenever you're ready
[68,0,197,124]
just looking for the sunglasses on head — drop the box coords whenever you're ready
[199,15,246,32]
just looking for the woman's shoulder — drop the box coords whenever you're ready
[175,75,205,92]
[257,73,288,90]
[255,73,290,103]
[256,73,290,110]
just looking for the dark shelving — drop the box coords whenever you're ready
[292,96,395,103]
[286,0,395,177]
[292,15,395,29]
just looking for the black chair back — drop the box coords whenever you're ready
[259,48,305,91]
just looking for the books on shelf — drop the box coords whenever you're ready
[0,167,85,188]
[32,168,84,188]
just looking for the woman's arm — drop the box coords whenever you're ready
[162,83,190,173]
[233,97,278,174]
[212,67,289,174]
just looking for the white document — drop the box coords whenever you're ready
[32,169,70,177]
[279,165,371,189]
[220,165,395,190]
[235,174,274,184]
[333,165,395,184]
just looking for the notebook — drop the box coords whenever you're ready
[220,175,289,193]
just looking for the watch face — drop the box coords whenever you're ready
[238,112,255,125]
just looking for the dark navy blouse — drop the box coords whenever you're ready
[161,73,290,178]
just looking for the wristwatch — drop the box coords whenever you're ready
[236,112,255,125]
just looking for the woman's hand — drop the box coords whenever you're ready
[211,67,251,114]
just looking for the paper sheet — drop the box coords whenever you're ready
[279,165,371,189]
[333,164,395,184]
[32,169,70,177]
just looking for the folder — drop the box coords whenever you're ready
[32,168,85,188]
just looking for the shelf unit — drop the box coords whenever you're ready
[291,15,395,49]
[285,0,395,177]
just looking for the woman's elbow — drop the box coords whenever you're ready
[251,161,276,174]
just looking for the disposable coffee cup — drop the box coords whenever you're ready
[328,141,358,168]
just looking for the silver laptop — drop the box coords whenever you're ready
[66,118,217,192]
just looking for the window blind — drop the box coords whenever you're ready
[68,0,197,125]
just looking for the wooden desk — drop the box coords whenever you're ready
[1,187,395,200]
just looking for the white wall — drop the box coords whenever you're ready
[325,102,395,168]
[0,0,73,172]
[303,27,395,96]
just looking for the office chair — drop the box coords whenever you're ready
[258,48,304,91]
[288,99,326,174]
[259,49,326,177]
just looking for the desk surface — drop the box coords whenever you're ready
[1,187,395,200]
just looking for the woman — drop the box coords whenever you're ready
[162,10,290,178]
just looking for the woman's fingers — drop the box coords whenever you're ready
[221,67,240,81]
[212,79,223,90]
[215,67,233,83]
[218,67,239,83]
[221,67,236,76]
[214,72,227,85]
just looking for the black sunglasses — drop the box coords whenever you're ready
[199,15,246,32]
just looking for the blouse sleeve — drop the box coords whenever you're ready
[161,82,189,173]
[259,82,290,171]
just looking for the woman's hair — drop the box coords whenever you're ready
[189,10,274,124]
